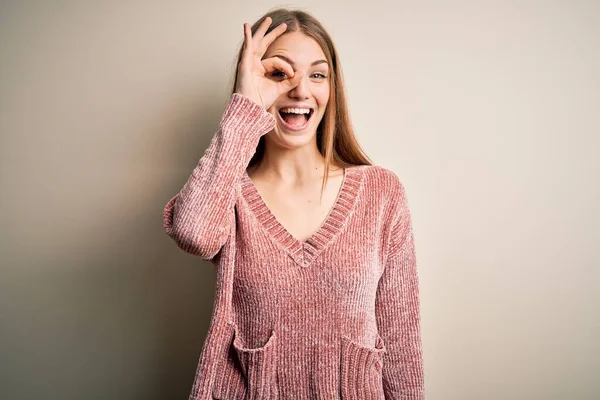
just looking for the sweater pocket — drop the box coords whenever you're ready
[213,321,279,400]
[340,333,387,400]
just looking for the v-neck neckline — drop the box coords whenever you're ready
[240,165,365,268]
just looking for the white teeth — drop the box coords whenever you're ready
[280,107,311,114]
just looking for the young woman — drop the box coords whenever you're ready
[164,8,425,400]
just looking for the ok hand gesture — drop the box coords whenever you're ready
[235,17,303,111]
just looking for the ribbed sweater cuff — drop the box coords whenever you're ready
[219,92,275,142]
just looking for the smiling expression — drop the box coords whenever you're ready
[264,31,331,143]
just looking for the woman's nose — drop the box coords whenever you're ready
[288,73,310,99]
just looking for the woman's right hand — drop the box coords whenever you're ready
[235,17,304,111]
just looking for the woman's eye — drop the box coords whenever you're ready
[270,71,327,79]
[271,71,287,78]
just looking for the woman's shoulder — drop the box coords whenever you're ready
[359,164,405,194]
[358,164,411,223]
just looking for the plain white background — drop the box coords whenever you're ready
[1,1,598,399]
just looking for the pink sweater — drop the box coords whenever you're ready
[163,93,425,399]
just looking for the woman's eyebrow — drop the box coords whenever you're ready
[273,54,328,67]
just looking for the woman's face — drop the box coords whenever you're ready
[263,31,330,145]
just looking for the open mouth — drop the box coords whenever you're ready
[277,108,314,130]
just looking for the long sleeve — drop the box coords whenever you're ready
[163,93,275,260]
[375,176,425,399]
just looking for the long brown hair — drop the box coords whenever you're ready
[230,7,373,196]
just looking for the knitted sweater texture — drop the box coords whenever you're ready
[163,93,425,399]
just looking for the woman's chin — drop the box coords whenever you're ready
[273,126,316,147]
[277,126,310,138]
